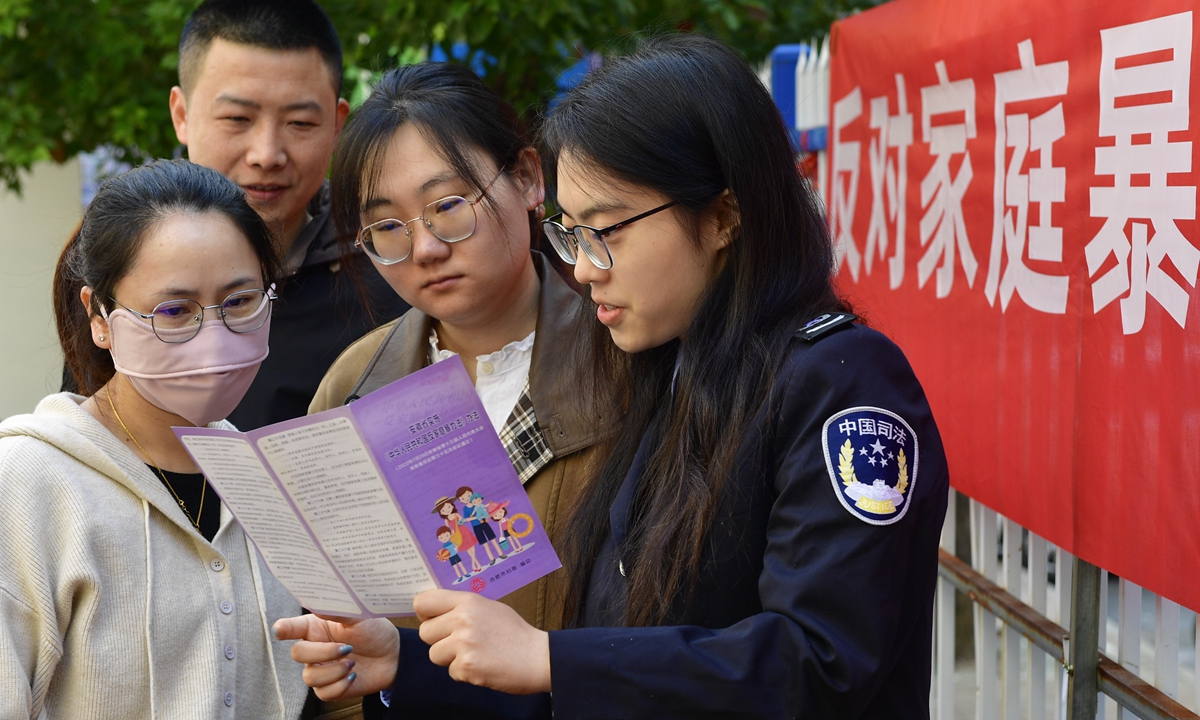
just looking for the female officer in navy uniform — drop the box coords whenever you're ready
[274,34,950,719]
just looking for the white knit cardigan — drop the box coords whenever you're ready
[0,394,308,719]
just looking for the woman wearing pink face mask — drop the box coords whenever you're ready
[0,159,307,719]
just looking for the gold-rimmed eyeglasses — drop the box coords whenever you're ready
[355,168,506,265]
[107,287,275,343]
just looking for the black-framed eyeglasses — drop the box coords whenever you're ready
[355,168,506,265]
[108,287,275,344]
[541,200,678,270]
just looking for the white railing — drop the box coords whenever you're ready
[794,37,829,197]
[934,489,1199,719]
[793,36,829,135]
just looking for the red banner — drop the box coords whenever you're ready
[828,0,1199,610]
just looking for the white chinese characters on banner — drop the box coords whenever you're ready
[918,61,979,298]
[987,39,1070,314]
[832,87,863,280]
[865,74,914,289]
[1086,11,1198,335]
[834,11,1197,335]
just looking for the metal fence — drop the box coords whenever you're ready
[934,489,1199,719]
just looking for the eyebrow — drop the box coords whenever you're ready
[420,171,459,194]
[361,172,463,213]
[154,277,259,299]
[213,94,323,113]
[361,196,393,213]
[562,199,631,225]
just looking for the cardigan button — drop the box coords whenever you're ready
[220,600,233,614]
[224,645,236,660]
[210,558,225,572]
[224,691,234,706]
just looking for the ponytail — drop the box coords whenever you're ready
[52,222,114,396]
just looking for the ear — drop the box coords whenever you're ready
[169,86,189,146]
[80,286,112,350]
[333,98,351,138]
[709,189,740,251]
[510,147,546,214]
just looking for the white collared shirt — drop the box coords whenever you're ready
[429,328,535,433]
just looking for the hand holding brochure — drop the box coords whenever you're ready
[174,356,561,617]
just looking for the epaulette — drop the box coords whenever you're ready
[797,312,857,342]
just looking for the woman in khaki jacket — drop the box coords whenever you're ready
[308,62,601,720]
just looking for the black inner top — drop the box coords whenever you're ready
[147,465,219,542]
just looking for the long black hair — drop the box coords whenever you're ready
[329,62,541,261]
[53,159,281,396]
[540,34,847,627]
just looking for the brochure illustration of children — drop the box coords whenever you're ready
[458,485,506,565]
[432,496,483,576]
[429,491,535,585]
[435,526,468,581]
[489,501,524,553]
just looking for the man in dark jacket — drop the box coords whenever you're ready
[164,0,409,429]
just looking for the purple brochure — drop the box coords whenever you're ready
[174,355,561,618]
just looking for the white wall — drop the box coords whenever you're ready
[0,159,82,419]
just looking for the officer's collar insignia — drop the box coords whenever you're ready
[798,312,856,342]
[822,407,918,525]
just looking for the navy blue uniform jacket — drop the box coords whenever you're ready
[369,323,949,719]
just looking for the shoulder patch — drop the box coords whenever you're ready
[798,313,856,342]
[821,407,918,526]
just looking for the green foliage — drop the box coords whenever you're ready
[0,0,885,192]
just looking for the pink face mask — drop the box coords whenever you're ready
[102,299,271,426]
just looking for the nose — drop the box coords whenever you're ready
[572,252,607,287]
[244,123,287,170]
[409,220,451,265]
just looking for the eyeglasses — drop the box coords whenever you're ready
[355,168,506,265]
[541,200,679,270]
[108,288,275,343]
